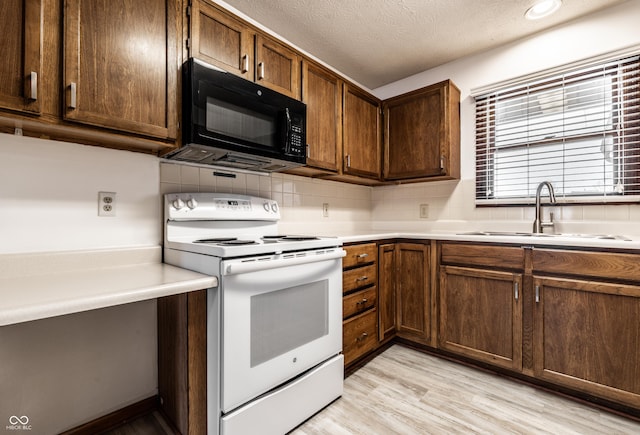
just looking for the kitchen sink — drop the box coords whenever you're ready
[456,231,633,241]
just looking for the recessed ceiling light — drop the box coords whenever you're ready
[525,0,562,20]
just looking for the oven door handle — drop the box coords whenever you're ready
[223,249,346,275]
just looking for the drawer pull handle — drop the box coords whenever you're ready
[356,332,368,342]
[514,282,519,301]
[258,62,265,80]
[356,276,369,282]
[535,285,540,303]
[356,298,368,306]
[357,253,369,259]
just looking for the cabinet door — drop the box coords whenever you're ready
[395,243,430,343]
[533,276,640,407]
[190,0,254,81]
[383,81,460,180]
[439,266,523,371]
[0,0,42,114]
[64,0,178,139]
[302,60,341,172]
[378,243,396,341]
[255,35,300,99]
[343,84,381,179]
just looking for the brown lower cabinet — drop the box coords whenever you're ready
[346,240,640,416]
[439,265,522,371]
[342,243,379,366]
[437,242,640,412]
[394,243,432,345]
[533,276,640,408]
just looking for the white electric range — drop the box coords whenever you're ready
[163,192,345,435]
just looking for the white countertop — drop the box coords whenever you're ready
[3,232,637,327]
[0,246,217,327]
[333,231,640,251]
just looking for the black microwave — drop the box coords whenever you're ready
[165,58,307,172]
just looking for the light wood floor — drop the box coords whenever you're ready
[291,345,640,435]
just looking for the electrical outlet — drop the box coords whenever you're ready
[322,203,329,217]
[419,203,429,219]
[98,192,116,217]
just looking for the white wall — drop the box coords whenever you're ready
[371,0,640,236]
[0,133,161,433]
[0,133,161,254]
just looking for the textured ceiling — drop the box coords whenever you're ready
[219,0,629,89]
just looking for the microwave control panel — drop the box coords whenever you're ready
[287,115,305,157]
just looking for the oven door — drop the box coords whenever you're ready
[219,248,344,413]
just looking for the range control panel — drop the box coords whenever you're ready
[165,193,279,221]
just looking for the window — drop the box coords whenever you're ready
[475,54,640,204]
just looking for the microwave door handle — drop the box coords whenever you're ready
[284,107,292,151]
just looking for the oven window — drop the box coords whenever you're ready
[250,280,328,367]
[206,97,276,147]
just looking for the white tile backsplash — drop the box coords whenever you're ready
[160,163,373,234]
[161,164,640,236]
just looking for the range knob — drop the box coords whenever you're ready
[271,203,278,213]
[172,198,185,210]
[186,198,198,209]
[263,202,271,212]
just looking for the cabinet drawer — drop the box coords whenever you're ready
[343,243,377,269]
[533,249,640,283]
[343,286,377,319]
[343,309,378,366]
[440,243,524,270]
[343,264,377,293]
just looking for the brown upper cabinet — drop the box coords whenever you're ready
[189,0,255,81]
[342,84,382,179]
[255,34,300,99]
[64,0,178,140]
[383,80,460,181]
[0,0,179,151]
[0,0,43,115]
[189,0,300,99]
[301,60,342,173]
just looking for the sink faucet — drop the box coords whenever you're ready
[533,181,556,233]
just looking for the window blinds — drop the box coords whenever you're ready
[475,54,639,204]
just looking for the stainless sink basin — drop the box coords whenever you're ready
[457,231,632,241]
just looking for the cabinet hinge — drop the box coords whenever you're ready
[186,38,191,50]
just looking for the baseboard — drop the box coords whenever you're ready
[60,396,160,435]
